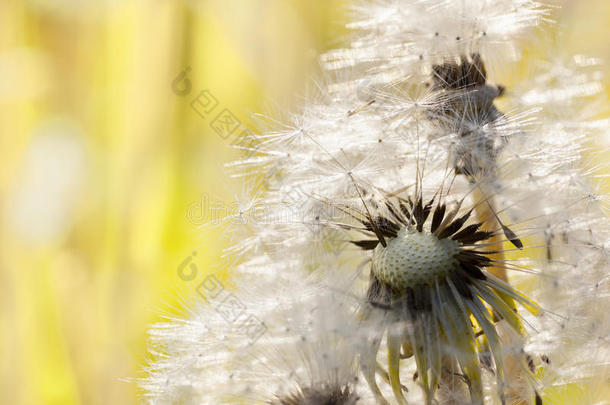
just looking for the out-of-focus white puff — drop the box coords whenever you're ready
[140,267,372,404]
[322,0,549,84]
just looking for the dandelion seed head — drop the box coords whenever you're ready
[373,228,460,289]
[142,1,610,403]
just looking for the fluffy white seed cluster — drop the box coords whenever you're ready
[140,266,371,404]
[323,0,548,84]
[142,1,610,404]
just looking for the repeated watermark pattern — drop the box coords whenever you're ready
[172,66,322,223]
[178,251,267,345]
[185,192,347,227]
[186,194,247,226]
[172,66,259,157]
[171,67,354,345]
[197,274,267,345]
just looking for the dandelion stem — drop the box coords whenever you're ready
[473,186,534,405]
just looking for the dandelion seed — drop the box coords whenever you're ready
[142,1,610,404]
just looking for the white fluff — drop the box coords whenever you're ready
[142,1,610,404]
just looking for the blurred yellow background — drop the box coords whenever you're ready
[0,1,608,404]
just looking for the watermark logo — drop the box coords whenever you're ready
[177,252,267,345]
[190,89,219,117]
[197,274,267,344]
[177,251,198,281]
[185,194,244,226]
[171,66,193,96]
[210,108,241,139]
[172,66,259,157]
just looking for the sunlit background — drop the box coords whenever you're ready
[1,1,609,404]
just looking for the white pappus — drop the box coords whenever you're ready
[141,1,610,404]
